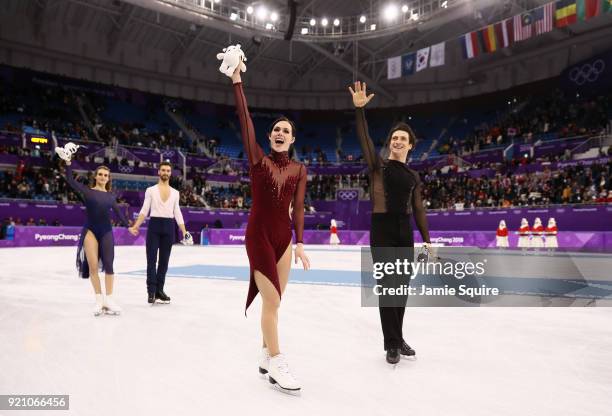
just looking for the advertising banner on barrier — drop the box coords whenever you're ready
[206,229,612,251]
[7,226,146,247]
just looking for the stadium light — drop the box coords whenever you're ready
[441,1,448,8]
[401,4,409,13]
[383,4,399,20]
[270,12,278,22]
[214,0,220,3]
[412,11,419,20]
[230,12,238,20]
[256,6,268,19]
[310,18,316,26]
[333,18,340,26]
[265,23,273,30]
[321,18,328,26]
[370,23,376,30]
[246,5,253,14]
[301,27,308,34]
[359,15,367,23]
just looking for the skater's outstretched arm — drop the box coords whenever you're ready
[411,171,431,244]
[349,81,378,171]
[232,68,264,167]
[64,163,90,198]
[129,186,152,234]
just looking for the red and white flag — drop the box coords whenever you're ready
[513,12,533,42]
[533,2,554,35]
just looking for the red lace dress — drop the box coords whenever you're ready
[233,82,308,311]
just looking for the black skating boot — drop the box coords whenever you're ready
[386,348,400,364]
[156,290,171,304]
[148,293,156,304]
[400,341,416,360]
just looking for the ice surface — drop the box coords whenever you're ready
[1,245,611,416]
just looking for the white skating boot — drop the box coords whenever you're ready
[267,353,301,395]
[258,347,270,377]
[103,295,122,315]
[93,294,104,316]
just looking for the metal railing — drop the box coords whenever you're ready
[154,0,457,42]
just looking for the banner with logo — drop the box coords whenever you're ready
[561,48,612,92]
[9,226,146,247]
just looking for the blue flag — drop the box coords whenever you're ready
[401,53,416,76]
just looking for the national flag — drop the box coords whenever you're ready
[513,12,533,41]
[481,25,498,52]
[401,53,416,76]
[387,56,401,79]
[430,42,445,67]
[416,47,430,72]
[533,3,554,35]
[577,0,601,20]
[461,31,480,59]
[556,0,577,27]
[494,19,514,48]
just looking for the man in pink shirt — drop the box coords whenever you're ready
[129,162,191,304]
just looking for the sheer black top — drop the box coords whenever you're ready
[355,107,430,242]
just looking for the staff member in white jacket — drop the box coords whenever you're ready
[129,161,191,304]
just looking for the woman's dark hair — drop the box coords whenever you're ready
[268,116,297,159]
[379,122,417,159]
[268,116,297,138]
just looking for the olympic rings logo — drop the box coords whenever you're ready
[336,190,358,200]
[117,165,134,173]
[162,150,175,157]
[569,59,605,85]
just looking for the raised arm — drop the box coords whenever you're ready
[64,163,89,197]
[355,107,380,170]
[349,81,379,170]
[411,172,431,243]
[233,82,264,166]
[292,164,308,244]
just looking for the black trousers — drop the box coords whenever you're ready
[146,217,175,294]
[370,213,414,351]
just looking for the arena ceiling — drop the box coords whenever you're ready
[1,0,611,109]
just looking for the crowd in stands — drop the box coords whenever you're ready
[1,142,611,211]
[438,89,611,157]
[422,160,612,210]
[2,65,612,219]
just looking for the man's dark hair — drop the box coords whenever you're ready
[159,161,172,169]
[385,122,417,147]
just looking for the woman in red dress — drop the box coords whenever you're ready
[229,65,310,394]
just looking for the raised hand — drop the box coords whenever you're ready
[348,81,375,108]
[231,63,242,84]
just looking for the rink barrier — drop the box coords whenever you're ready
[2,227,611,250]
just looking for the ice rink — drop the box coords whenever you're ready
[1,244,612,416]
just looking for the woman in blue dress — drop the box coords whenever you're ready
[57,143,130,316]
